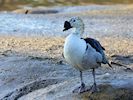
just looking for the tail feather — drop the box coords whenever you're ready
[107,62,112,68]
[101,52,112,68]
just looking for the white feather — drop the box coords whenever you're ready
[64,33,102,71]
[63,17,103,71]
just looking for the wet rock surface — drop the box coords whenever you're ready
[17,73,133,100]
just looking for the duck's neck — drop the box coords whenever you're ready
[74,25,84,36]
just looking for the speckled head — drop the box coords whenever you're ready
[69,17,84,28]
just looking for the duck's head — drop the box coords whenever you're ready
[63,17,84,32]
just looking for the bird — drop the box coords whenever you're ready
[63,17,112,93]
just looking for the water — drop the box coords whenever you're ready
[0,2,133,38]
[0,13,65,37]
[0,7,133,38]
[1,0,133,11]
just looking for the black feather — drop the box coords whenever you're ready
[82,38,105,53]
[82,37,112,68]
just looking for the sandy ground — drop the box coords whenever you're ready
[0,36,132,58]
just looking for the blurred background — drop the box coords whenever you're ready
[0,0,133,11]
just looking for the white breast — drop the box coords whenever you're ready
[64,34,86,70]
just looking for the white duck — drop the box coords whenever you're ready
[63,17,112,93]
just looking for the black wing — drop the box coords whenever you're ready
[83,38,105,53]
[82,38,112,68]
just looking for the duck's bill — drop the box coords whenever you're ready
[63,21,72,31]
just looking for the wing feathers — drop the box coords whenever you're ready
[82,37,112,68]
[82,38,105,53]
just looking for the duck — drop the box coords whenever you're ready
[63,17,112,93]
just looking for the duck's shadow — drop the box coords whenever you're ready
[111,55,133,64]
[110,55,133,71]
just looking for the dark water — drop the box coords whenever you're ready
[0,0,133,11]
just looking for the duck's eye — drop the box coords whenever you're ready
[73,20,76,22]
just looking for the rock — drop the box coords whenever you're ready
[29,9,58,14]
[12,7,59,14]
[12,9,30,14]
[2,79,61,100]
[18,77,133,100]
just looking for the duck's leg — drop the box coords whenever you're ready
[73,71,86,93]
[79,71,86,92]
[90,68,99,93]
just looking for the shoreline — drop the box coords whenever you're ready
[0,4,133,38]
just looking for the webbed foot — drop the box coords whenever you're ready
[90,83,99,93]
[73,83,88,93]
